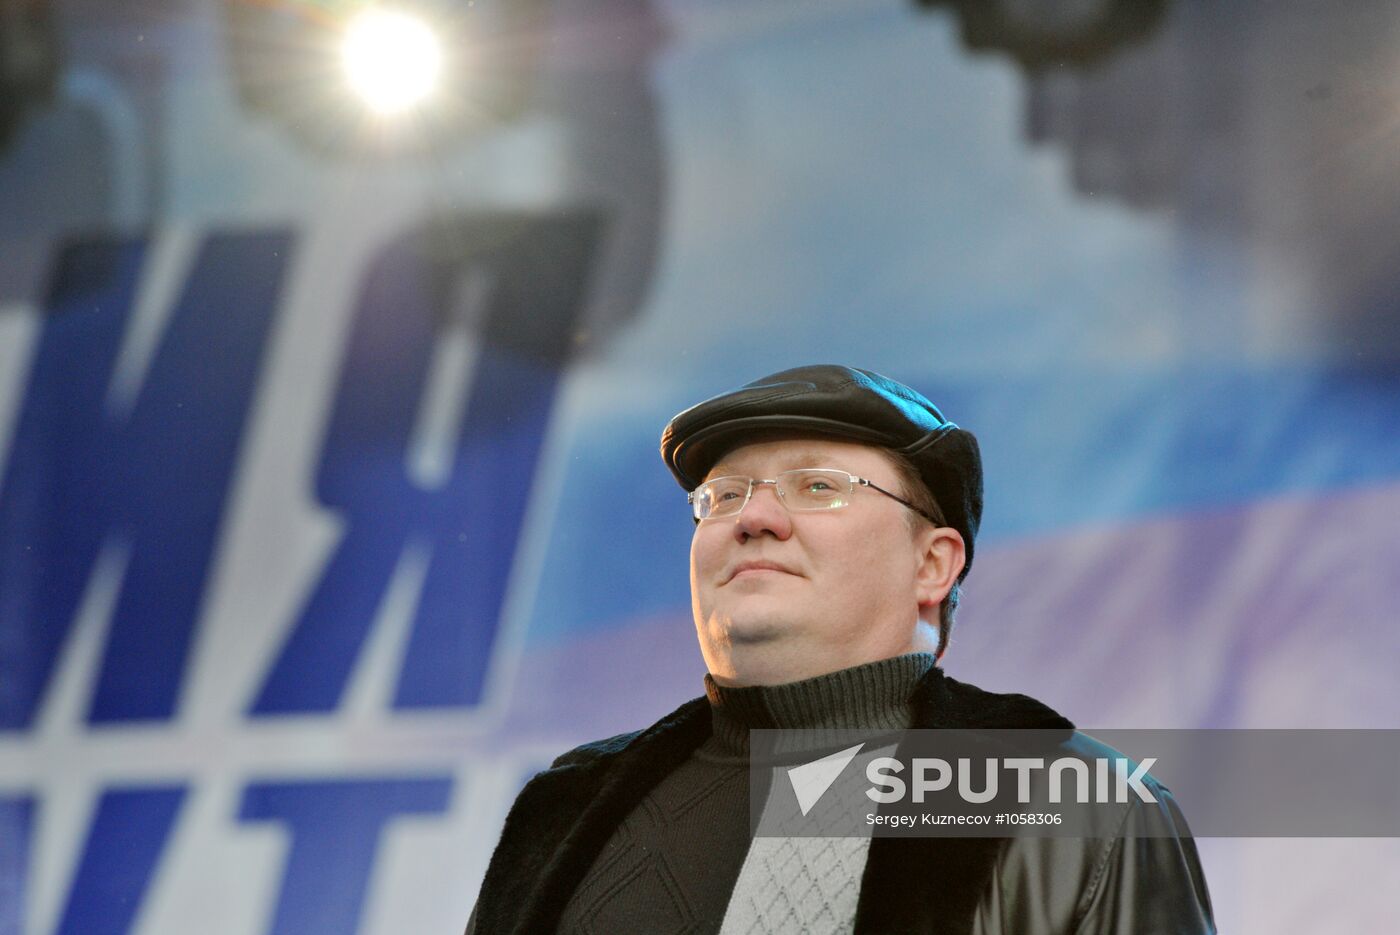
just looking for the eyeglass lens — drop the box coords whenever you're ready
[694,469,855,518]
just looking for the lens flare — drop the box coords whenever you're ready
[341,8,442,115]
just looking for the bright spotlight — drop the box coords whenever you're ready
[341,8,443,115]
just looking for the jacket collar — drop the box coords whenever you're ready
[855,666,1073,934]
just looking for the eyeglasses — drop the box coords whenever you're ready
[688,468,938,523]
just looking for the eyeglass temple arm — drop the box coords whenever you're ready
[856,478,940,525]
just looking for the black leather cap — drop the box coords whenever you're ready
[660,364,982,580]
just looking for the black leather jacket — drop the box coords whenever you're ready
[468,667,1215,934]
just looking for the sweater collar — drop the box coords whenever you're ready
[703,653,936,758]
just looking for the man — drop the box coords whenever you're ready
[468,364,1214,934]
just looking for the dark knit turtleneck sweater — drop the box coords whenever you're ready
[556,653,936,935]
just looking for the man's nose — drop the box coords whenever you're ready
[734,482,792,541]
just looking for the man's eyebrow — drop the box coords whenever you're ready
[706,451,835,478]
[705,460,740,480]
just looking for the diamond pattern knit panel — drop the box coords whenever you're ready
[717,834,871,935]
[718,761,876,935]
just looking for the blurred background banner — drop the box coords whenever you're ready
[1,1,1397,932]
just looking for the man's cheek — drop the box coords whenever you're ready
[694,540,726,581]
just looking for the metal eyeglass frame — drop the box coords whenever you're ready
[688,468,939,524]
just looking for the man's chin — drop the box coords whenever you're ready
[699,611,796,649]
[724,621,790,646]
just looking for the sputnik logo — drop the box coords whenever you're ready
[786,743,866,816]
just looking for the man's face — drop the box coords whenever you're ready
[689,437,946,685]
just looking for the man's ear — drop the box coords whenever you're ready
[915,526,965,611]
